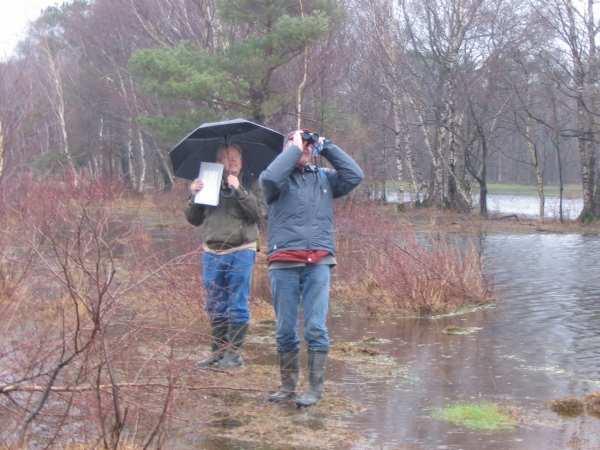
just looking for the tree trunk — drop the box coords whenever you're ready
[479,181,488,217]
[137,128,146,192]
[480,137,488,217]
[249,88,265,123]
[44,40,77,184]
[0,120,4,180]
[576,0,600,221]
[121,123,135,187]
[413,97,445,208]
[446,82,470,212]
[151,140,174,191]
[576,91,599,221]
[296,0,308,129]
[525,117,545,219]
[550,94,564,222]
[392,90,419,202]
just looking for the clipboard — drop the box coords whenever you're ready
[194,162,224,206]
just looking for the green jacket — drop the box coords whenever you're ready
[185,183,264,251]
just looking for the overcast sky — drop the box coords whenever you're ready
[0,0,62,60]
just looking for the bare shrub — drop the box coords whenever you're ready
[335,202,492,315]
[0,176,215,449]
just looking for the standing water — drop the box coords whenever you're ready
[330,232,600,449]
[384,190,584,220]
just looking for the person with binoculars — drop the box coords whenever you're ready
[259,129,364,407]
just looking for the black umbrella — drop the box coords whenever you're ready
[169,118,285,182]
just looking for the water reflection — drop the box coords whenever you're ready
[330,232,600,450]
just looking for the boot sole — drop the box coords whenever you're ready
[268,393,296,403]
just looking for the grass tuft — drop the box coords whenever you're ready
[432,402,516,431]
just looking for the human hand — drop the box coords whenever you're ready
[312,136,326,156]
[285,129,304,150]
[190,179,204,194]
[227,174,240,190]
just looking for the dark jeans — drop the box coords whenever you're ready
[269,264,331,353]
[202,249,256,325]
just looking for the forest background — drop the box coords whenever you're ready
[3,0,600,220]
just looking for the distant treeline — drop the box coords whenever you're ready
[1,0,600,219]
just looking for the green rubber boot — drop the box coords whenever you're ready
[295,351,327,408]
[216,323,248,369]
[197,320,228,368]
[268,351,300,402]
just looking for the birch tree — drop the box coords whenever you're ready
[537,0,600,221]
[364,0,421,200]
[38,34,78,183]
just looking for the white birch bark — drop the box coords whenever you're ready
[137,128,146,192]
[525,116,545,219]
[42,39,77,184]
[115,69,135,186]
[391,90,419,195]
[126,123,135,186]
[0,120,4,179]
[296,0,308,129]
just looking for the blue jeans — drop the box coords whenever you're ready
[269,265,331,353]
[202,250,256,325]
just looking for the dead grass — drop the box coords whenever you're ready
[0,179,511,448]
[550,393,600,418]
[398,205,600,235]
[550,398,586,417]
[334,202,492,316]
[583,393,600,417]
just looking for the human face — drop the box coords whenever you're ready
[296,141,312,167]
[286,130,313,167]
[217,147,242,176]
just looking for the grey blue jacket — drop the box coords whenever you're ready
[259,141,364,257]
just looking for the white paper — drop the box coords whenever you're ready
[194,162,224,206]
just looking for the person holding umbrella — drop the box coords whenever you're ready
[185,143,264,369]
[174,119,281,369]
[260,130,364,406]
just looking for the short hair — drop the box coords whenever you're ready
[216,144,242,162]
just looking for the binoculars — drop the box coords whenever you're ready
[301,130,320,145]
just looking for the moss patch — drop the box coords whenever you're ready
[432,402,516,431]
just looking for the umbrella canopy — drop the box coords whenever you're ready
[169,118,285,182]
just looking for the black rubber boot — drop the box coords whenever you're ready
[268,351,300,402]
[295,351,327,408]
[216,323,248,369]
[197,320,229,368]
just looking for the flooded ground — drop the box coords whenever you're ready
[8,201,599,450]
[152,230,600,449]
[319,232,600,449]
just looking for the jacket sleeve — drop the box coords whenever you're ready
[321,141,364,198]
[234,181,265,224]
[184,198,206,226]
[259,146,302,203]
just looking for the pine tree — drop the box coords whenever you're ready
[130,0,336,142]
